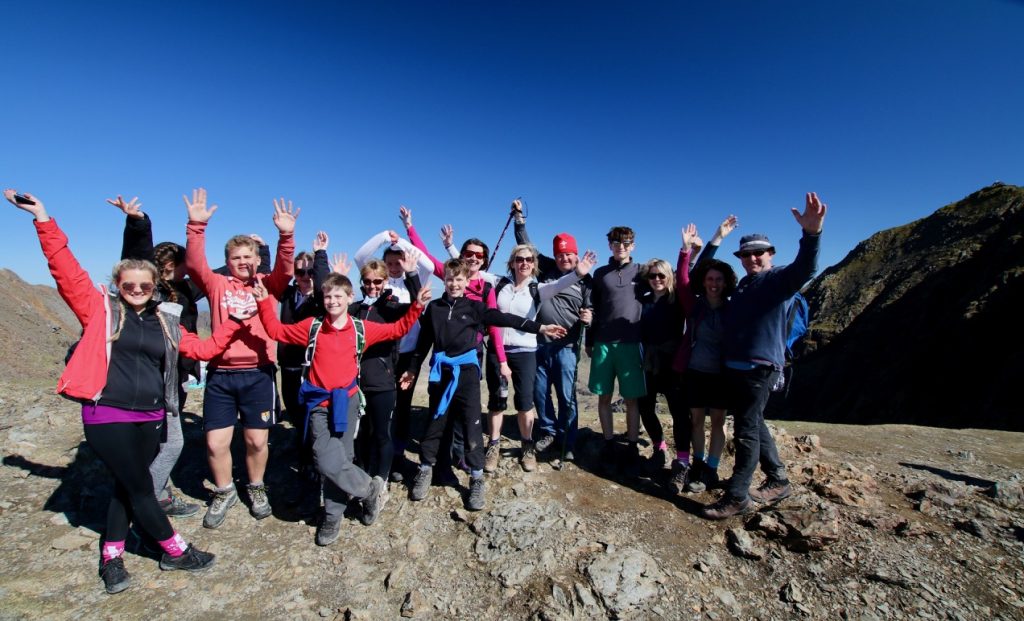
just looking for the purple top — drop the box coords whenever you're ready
[81,403,165,425]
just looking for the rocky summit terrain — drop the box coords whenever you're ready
[1,196,1023,620]
[788,183,1024,431]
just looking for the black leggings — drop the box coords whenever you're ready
[355,389,397,479]
[637,370,691,452]
[83,420,174,543]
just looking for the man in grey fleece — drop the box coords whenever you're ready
[702,192,826,520]
[512,200,592,460]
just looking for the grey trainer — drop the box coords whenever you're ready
[411,465,432,501]
[203,485,238,529]
[360,476,390,526]
[247,483,272,520]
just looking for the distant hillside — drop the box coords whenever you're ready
[786,183,1024,430]
[0,269,80,388]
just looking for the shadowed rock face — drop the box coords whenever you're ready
[784,183,1024,431]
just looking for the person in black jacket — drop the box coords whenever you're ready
[399,259,566,511]
[350,255,421,481]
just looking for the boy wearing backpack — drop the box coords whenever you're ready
[399,259,567,511]
[253,275,430,545]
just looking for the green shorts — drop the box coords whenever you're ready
[588,342,646,399]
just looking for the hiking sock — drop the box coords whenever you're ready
[693,451,705,463]
[471,469,484,479]
[655,440,668,452]
[102,540,125,563]
[158,532,189,558]
[706,455,720,470]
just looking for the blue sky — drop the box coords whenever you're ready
[2,1,1022,289]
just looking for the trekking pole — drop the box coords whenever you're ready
[489,198,525,267]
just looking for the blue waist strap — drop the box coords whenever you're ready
[428,349,480,419]
[297,378,358,438]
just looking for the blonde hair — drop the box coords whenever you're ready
[642,258,676,304]
[505,244,539,278]
[360,260,388,281]
[224,235,260,260]
[107,259,174,345]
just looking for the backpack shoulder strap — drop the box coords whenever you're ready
[352,317,366,362]
[528,281,541,307]
[302,317,324,381]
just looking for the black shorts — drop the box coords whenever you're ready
[506,351,537,412]
[683,369,730,410]
[484,346,507,412]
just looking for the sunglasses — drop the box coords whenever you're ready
[119,282,155,294]
[294,268,312,277]
[362,278,385,286]
[738,249,769,259]
[462,250,486,260]
[609,240,633,248]
[646,273,667,280]
[514,256,535,264]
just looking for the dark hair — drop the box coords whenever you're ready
[691,259,737,298]
[460,238,490,269]
[382,246,404,260]
[153,242,185,302]
[606,226,635,243]
[444,258,471,279]
[322,273,353,296]
[295,251,314,266]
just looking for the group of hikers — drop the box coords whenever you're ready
[3,187,826,595]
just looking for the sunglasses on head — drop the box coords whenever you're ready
[294,268,312,277]
[646,272,666,280]
[362,278,385,286]
[462,250,485,260]
[514,255,535,264]
[119,282,155,294]
[738,249,769,259]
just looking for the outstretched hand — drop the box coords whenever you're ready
[331,252,351,275]
[511,198,523,214]
[399,371,416,391]
[399,205,413,229]
[440,224,454,247]
[107,195,144,219]
[716,214,739,240]
[388,229,400,246]
[416,285,433,306]
[575,250,598,277]
[183,188,217,223]
[400,246,422,273]
[540,324,568,339]
[681,223,698,252]
[312,230,329,252]
[272,198,300,234]
[3,189,48,221]
[249,281,269,303]
[792,192,827,234]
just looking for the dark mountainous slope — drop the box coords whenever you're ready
[786,183,1024,430]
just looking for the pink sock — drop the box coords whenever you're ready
[102,540,125,563]
[656,440,668,451]
[158,532,189,557]
[676,451,690,464]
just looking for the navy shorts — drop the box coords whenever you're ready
[203,365,279,431]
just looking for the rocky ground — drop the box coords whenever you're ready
[1,368,1023,620]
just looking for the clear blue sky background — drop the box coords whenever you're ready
[2,1,1022,289]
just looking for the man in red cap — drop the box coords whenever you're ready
[512,201,592,461]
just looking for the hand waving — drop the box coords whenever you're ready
[312,231,329,252]
[272,197,300,234]
[183,188,217,223]
[107,195,144,219]
[792,192,827,234]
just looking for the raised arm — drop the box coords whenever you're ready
[401,205,446,278]
[183,187,220,295]
[677,224,697,314]
[694,214,737,266]
[773,192,826,293]
[440,224,459,259]
[311,231,330,292]
[364,287,430,347]
[253,283,313,346]
[536,250,597,303]
[263,198,298,296]
[109,195,155,261]
[353,230,393,268]
[6,190,100,327]
[178,298,253,360]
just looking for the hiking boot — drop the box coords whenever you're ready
[411,466,432,501]
[389,469,404,483]
[484,441,501,473]
[701,496,754,520]
[160,494,200,518]
[100,557,131,594]
[467,477,486,511]
[159,545,216,572]
[520,442,537,472]
[749,479,792,505]
[203,485,238,529]
[562,449,575,463]
[700,465,720,490]
[667,461,690,495]
[647,447,669,473]
[247,483,272,520]
[686,459,707,493]
[360,476,389,526]
[316,518,341,547]
[599,441,617,474]
[534,434,556,453]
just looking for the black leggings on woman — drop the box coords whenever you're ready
[637,369,691,453]
[355,389,397,479]
[83,420,174,543]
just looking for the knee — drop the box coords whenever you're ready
[244,434,269,453]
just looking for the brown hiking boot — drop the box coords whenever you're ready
[749,479,792,505]
[484,441,501,473]
[520,442,537,472]
[701,496,754,520]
